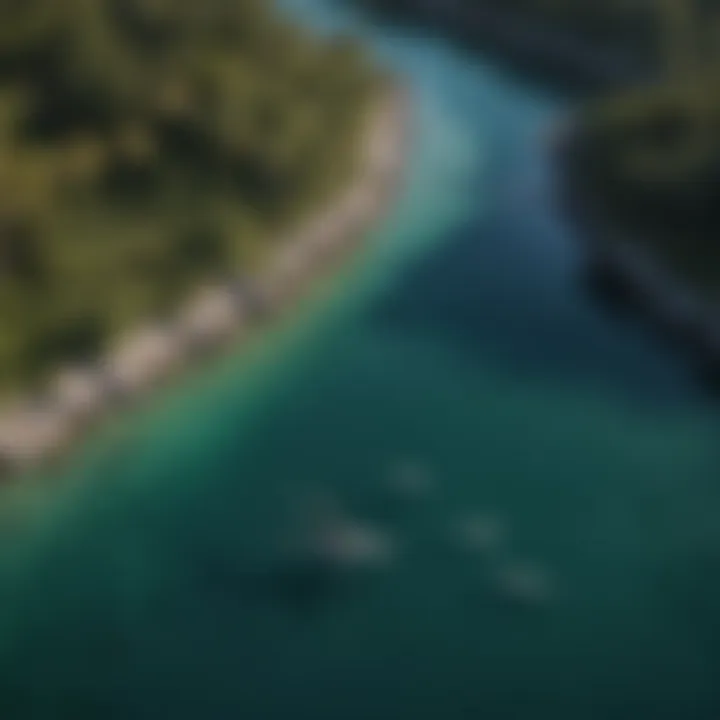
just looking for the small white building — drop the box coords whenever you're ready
[52,366,105,421]
[177,287,242,351]
[105,324,182,395]
[342,184,378,223]
[365,109,397,170]
[271,242,313,290]
[0,402,71,468]
[307,212,346,254]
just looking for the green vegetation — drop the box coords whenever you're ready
[464,0,658,52]
[468,0,720,297]
[363,0,662,60]
[0,0,378,395]
[367,0,720,296]
[570,0,720,297]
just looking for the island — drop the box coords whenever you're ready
[0,0,410,472]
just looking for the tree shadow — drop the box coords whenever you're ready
[190,548,353,618]
[367,196,702,409]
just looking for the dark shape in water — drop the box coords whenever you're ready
[452,513,506,554]
[303,499,397,569]
[387,459,434,498]
[192,488,396,616]
[580,254,641,319]
[693,356,720,399]
[254,559,345,615]
[292,488,398,568]
[195,553,344,616]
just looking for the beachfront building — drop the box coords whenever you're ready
[176,287,243,355]
[105,324,183,397]
[0,89,407,478]
[343,184,380,231]
[0,402,71,469]
[308,210,351,255]
[272,241,315,293]
[52,366,106,423]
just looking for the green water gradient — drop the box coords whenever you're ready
[0,2,718,719]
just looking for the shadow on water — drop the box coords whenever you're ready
[578,256,720,400]
[191,552,351,617]
[369,149,703,408]
[174,481,413,619]
[355,1,649,99]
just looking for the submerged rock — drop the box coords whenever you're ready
[309,518,397,568]
[494,561,553,607]
[295,489,397,570]
[453,513,506,553]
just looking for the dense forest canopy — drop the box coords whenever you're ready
[363,0,720,64]
[567,0,720,295]
[0,0,378,394]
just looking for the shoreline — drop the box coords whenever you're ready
[558,126,720,389]
[385,0,720,390]
[0,81,411,479]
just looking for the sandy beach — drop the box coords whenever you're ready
[0,82,410,477]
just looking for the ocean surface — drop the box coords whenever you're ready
[1,2,719,718]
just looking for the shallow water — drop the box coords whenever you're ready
[0,2,719,719]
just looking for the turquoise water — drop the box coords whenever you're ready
[1,2,719,718]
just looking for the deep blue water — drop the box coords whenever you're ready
[0,2,719,719]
